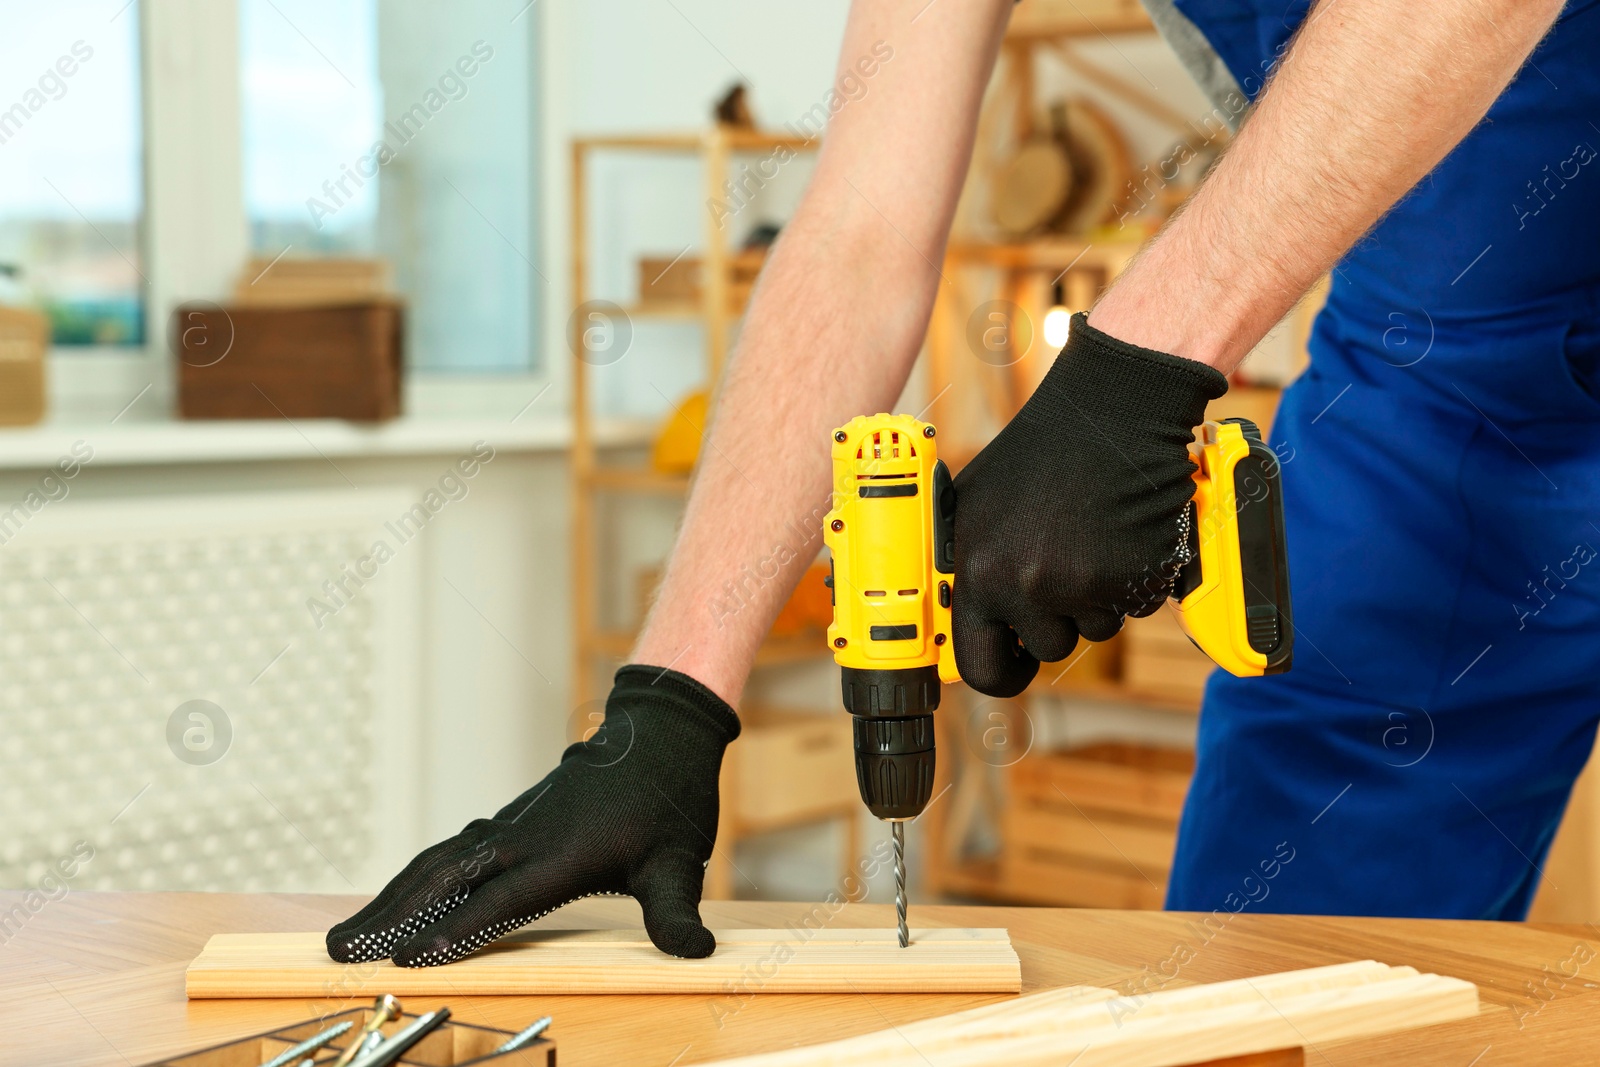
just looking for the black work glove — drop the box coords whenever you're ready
[326,665,739,965]
[952,312,1228,697]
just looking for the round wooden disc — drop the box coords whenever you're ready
[1057,97,1134,234]
[991,140,1072,237]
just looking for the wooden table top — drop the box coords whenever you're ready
[6,891,1598,1066]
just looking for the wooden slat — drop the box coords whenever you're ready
[696,961,1478,1066]
[185,928,1021,999]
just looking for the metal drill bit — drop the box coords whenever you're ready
[258,1021,353,1067]
[494,1016,553,1053]
[331,996,400,1067]
[349,1008,452,1067]
[892,820,908,948]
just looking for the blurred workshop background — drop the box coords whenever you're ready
[1,0,1595,925]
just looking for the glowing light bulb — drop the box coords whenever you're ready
[1043,305,1072,348]
[1043,278,1072,349]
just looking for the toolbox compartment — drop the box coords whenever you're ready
[141,1005,553,1066]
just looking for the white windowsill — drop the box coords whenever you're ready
[0,414,655,470]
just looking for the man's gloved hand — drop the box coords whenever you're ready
[326,665,739,966]
[952,312,1228,697]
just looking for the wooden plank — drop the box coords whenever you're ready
[185,928,1022,999]
[696,961,1479,1066]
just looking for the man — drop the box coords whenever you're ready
[329,0,1592,967]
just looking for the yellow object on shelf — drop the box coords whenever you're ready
[650,389,709,474]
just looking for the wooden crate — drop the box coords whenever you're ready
[732,708,857,831]
[638,250,765,310]
[1001,742,1193,908]
[175,301,403,421]
[143,1004,552,1066]
[1120,607,1214,708]
[0,306,47,426]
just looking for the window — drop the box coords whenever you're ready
[241,0,382,255]
[0,2,144,348]
[240,0,542,373]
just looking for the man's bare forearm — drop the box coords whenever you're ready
[1091,0,1565,370]
[632,0,1014,704]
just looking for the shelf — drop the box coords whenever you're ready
[621,300,746,322]
[1005,0,1152,41]
[585,628,831,667]
[574,128,822,154]
[586,465,690,495]
[0,414,584,469]
[944,238,1144,268]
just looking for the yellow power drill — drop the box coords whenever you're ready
[823,412,1291,947]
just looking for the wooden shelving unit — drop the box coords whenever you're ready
[569,126,850,899]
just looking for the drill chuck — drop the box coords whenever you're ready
[842,665,938,820]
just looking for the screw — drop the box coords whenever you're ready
[935,633,946,645]
[835,430,847,443]
[831,519,844,531]
[834,637,848,648]
[331,996,401,1067]
[923,425,936,438]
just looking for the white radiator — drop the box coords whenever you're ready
[0,489,421,895]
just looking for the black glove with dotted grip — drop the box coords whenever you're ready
[326,665,739,965]
[952,312,1228,698]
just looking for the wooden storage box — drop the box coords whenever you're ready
[638,250,765,310]
[175,300,403,422]
[733,708,857,829]
[0,306,47,426]
[1120,607,1214,708]
[141,1005,553,1066]
[1001,742,1193,909]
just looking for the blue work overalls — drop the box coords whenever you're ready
[1162,0,1600,918]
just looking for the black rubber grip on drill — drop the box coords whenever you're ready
[840,665,941,717]
[852,715,936,820]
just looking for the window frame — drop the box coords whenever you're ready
[47,0,556,424]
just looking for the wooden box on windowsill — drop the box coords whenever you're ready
[174,300,403,422]
[0,306,48,426]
